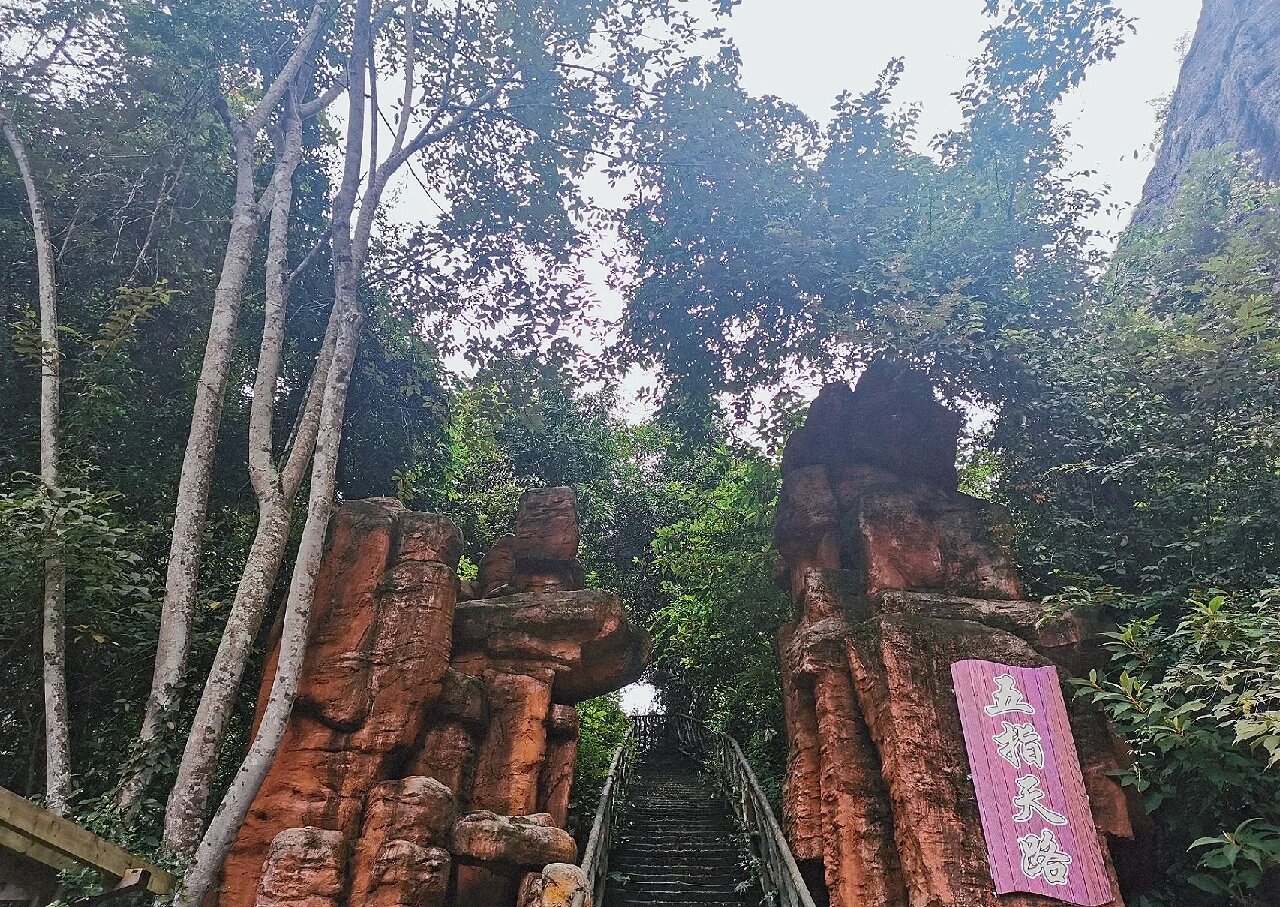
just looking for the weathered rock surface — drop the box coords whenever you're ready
[452,590,648,702]
[222,500,460,907]
[470,671,555,816]
[780,362,962,484]
[348,776,455,906]
[515,487,581,562]
[517,863,593,907]
[778,622,823,864]
[847,614,1122,907]
[217,490,647,907]
[479,534,517,597]
[538,705,580,828]
[451,811,578,866]
[452,812,578,907]
[1137,0,1280,218]
[254,828,346,907]
[772,366,1140,907]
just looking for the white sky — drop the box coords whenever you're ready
[724,0,1201,237]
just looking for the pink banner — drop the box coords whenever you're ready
[951,660,1113,905]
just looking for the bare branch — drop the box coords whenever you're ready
[300,77,347,118]
[284,228,332,294]
[368,41,380,179]
[402,72,515,160]
[243,0,334,136]
[390,0,417,156]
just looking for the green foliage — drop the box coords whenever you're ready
[569,693,630,842]
[0,475,162,804]
[426,364,674,616]
[999,152,1280,904]
[1070,589,1280,904]
[613,0,1130,421]
[1188,821,1280,903]
[648,444,789,778]
[998,150,1280,598]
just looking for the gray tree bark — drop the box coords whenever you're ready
[2,113,70,815]
[118,0,334,813]
[161,96,341,857]
[171,0,520,894]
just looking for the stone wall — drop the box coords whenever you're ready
[213,489,647,907]
[773,362,1148,907]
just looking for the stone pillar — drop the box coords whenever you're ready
[538,705,581,828]
[215,492,649,907]
[471,671,555,816]
[771,363,1140,907]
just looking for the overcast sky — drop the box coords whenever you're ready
[724,0,1201,236]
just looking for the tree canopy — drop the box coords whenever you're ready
[1,0,1279,904]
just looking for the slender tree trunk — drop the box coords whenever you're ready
[170,291,363,907]
[2,114,70,815]
[171,9,374,897]
[119,1,335,811]
[116,137,264,813]
[161,101,345,855]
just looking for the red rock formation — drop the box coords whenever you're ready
[253,828,346,907]
[538,706,580,828]
[213,491,646,907]
[777,621,823,865]
[773,364,1140,907]
[470,671,555,816]
[222,501,460,907]
[348,777,454,907]
[452,812,577,907]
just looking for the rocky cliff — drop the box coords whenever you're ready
[213,489,647,907]
[1138,0,1280,217]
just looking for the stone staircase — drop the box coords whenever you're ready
[604,746,762,907]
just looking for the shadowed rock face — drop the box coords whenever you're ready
[1137,0,1280,219]
[215,492,647,907]
[773,367,1146,907]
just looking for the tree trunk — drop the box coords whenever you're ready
[116,137,264,813]
[2,114,70,815]
[170,10,375,898]
[170,271,365,907]
[161,101,344,855]
[119,0,334,811]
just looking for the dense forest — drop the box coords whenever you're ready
[1,0,1278,904]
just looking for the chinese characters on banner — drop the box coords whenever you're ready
[951,660,1115,906]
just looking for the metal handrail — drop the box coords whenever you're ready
[579,713,817,907]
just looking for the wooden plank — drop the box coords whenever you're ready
[0,786,176,894]
[0,823,80,872]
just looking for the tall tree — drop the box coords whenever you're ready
[0,0,128,815]
[158,0,711,897]
[613,0,1131,418]
[120,0,337,813]
[0,110,68,815]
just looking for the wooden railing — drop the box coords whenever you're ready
[579,713,817,907]
[579,719,637,907]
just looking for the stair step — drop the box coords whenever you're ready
[601,742,767,906]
